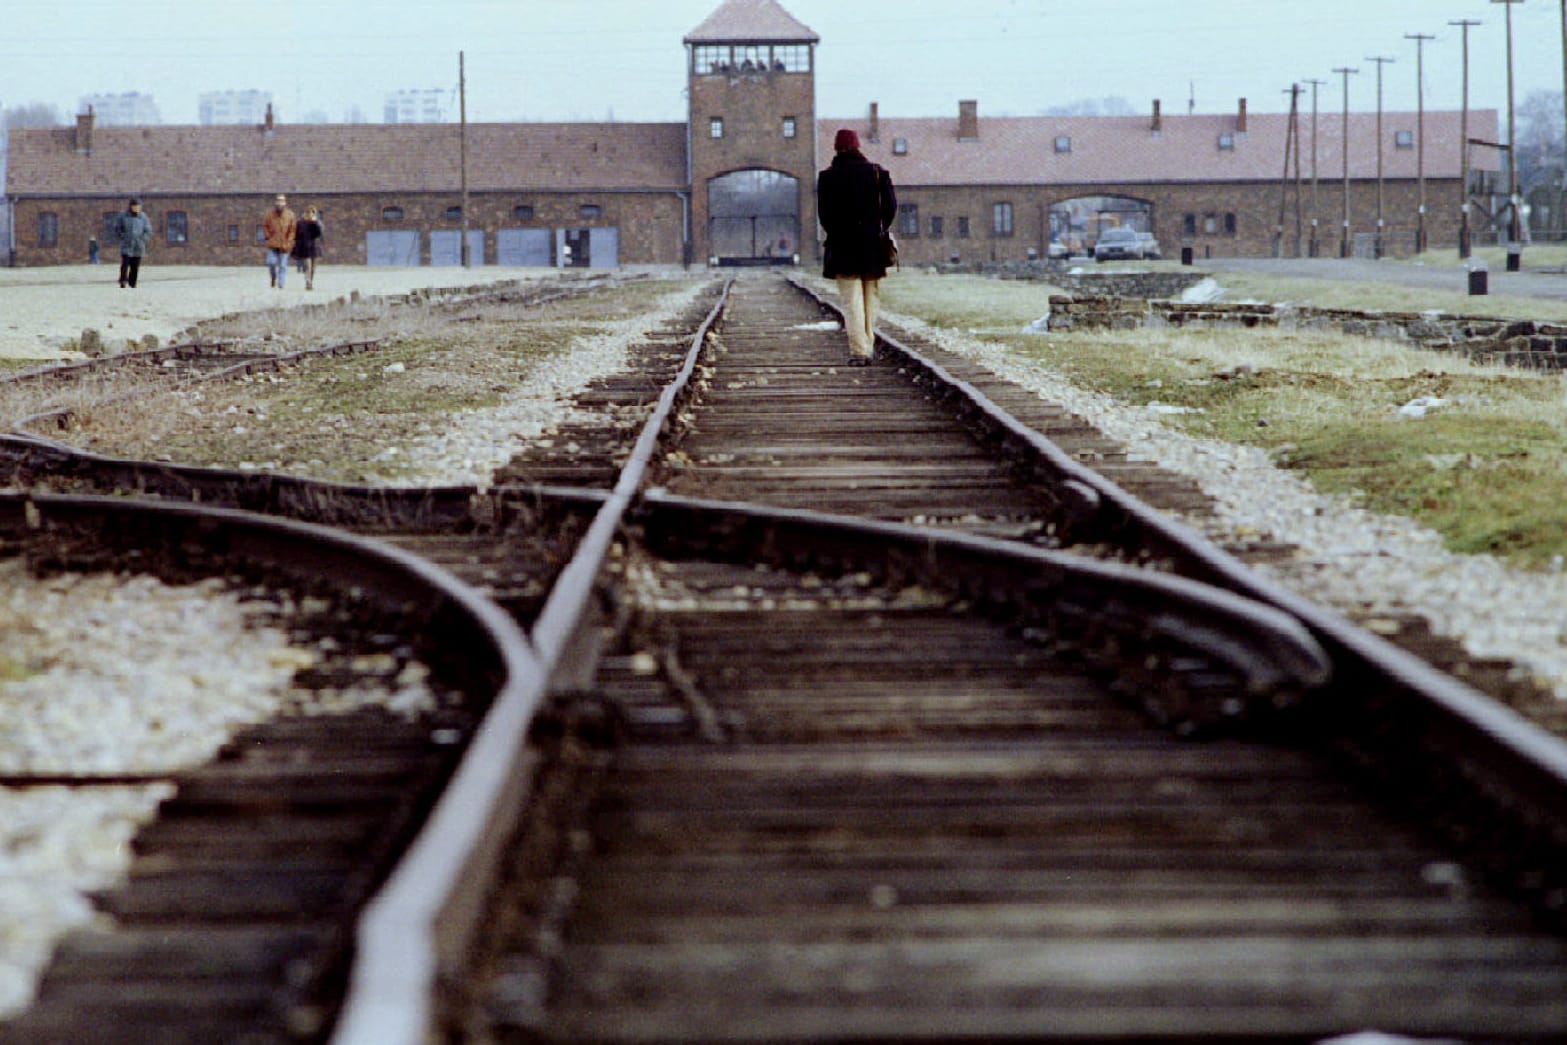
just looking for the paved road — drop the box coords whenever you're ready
[1199,256,1567,302]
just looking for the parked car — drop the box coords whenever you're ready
[1136,231,1162,260]
[1092,227,1144,262]
[1047,238,1069,259]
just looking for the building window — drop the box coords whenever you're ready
[710,117,724,139]
[1054,135,1072,153]
[992,202,1014,237]
[1395,129,1414,149]
[1203,214,1218,234]
[893,137,908,155]
[956,216,971,239]
[1224,212,1237,236]
[580,204,602,219]
[897,204,919,236]
[930,215,944,239]
[101,212,119,243]
[37,212,59,248]
[165,211,188,244]
[1183,213,1197,237]
[256,225,266,243]
[514,205,535,221]
[1218,133,1235,151]
[382,206,405,221]
[228,225,241,243]
[770,45,809,72]
[444,206,463,221]
[782,116,796,139]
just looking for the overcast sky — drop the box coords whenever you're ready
[3,1,1564,127]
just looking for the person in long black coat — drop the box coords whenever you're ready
[816,128,897,365]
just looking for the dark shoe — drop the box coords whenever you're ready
[847,356,872,367]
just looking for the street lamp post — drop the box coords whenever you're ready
[1451,18,1481,257]
[1406,32,1435,254]
[1335,66,1358,257]
[1494,0,1524,269]
[1366,55,1395,259]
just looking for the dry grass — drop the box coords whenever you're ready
[879,270,1567,568]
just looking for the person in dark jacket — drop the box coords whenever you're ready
[112,198,152,288]
[816,128,897,365]
[292,206,324,290]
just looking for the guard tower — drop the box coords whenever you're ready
[685,0,819,266]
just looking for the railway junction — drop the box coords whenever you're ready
[0,268,1563,1042]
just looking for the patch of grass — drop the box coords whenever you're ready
[882,272,1567,570]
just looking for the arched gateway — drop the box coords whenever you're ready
[708,169,801,265]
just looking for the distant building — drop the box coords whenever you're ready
[5,0,1502,268]
[384,90,447,125]
[78,92,161,126]
[199,91,274,127]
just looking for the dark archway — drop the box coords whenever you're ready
[1050,193,1155,256]
[708,169,800,265]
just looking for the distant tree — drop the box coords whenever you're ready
[4,103,65,129]
[1043,97,1136,117]
[1517,89,1565,192]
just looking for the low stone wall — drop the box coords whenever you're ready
[1045,294,1567,370]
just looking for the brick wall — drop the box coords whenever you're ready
[11,190,687,268]
[879,178,1470,269]
[688,65,817,263]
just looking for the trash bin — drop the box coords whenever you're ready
[1506,245,1522,272]
[1180,245,1194,266]
[1467,259,1488,296]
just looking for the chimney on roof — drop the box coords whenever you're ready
[1151,99,1162,135]
[263,103,275,135]
[958,99,978,142]
[1236,97,1247,135]
[74,107,94,155]
[869,102,880,143]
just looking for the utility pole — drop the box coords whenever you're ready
[1366,55,1395,258]
[1450,18,1481,257]
[1406,32,1435,253]
[1305,78,1326,255]
[459,51,470,268]
[1277,84,1300,257]
[1335,66,1358,257]
[1494,0,1523,268]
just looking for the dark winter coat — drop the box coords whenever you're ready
[816,149,896,280]
[113,209,152,258]
[293,219,324,259]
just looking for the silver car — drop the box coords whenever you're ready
[1093,227,1143,261]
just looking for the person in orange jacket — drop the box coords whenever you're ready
[262,194,297,288]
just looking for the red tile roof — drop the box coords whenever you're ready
[684,0,819,43]
[827,108,1501,187]
[5,122,689,198]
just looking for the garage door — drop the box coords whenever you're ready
[430,229,485,267]
[496,228,553,267]
[365,230,421,267]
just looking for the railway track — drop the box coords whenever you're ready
[0,272,1565,1042]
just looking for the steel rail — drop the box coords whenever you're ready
[329,277,735,1045]
[633,490,1334,716]
[793,275,1567,905]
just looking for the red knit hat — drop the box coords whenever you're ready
[833,128,861,152]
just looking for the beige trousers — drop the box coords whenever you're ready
[836,276,881,358]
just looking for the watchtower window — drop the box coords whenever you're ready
[710,117,724,139]
[692,43,810,75]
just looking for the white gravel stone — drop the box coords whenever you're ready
[0,560,436,1016]
[884,308,1567,704]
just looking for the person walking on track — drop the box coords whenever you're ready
[816,127,897,365]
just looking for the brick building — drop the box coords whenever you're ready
[3,0,1499,269]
